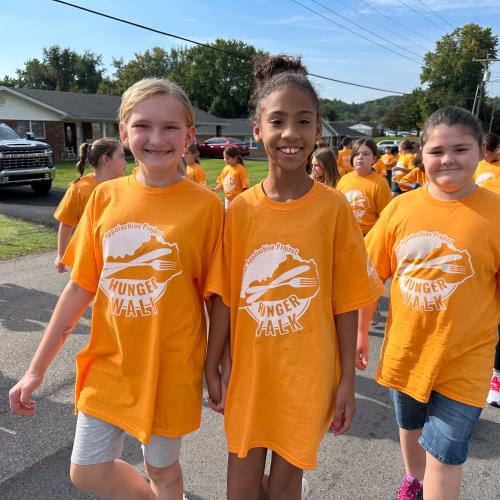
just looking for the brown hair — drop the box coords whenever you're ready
[75,139,121,179]
[224,146,244,166]
[185,143,200,163]
[250,54,319,123]
[118,78,195,127]
[399,139,413,153]
[350,138,378,168]
[311,147,341,187]
[342,136,352,147]
[483,132,500,152]
[421,106,482,147]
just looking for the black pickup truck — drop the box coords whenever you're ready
[0,122,55,194]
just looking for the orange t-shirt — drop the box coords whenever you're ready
[54,174,99,227]
[336,171,392,235]
[398,167,427,192]
[337,148,352,173]
[206,181,384,469]
[186,162,206,185]
[63,176,224,443]
[373,158,387,177]
[381,153,397,171]
[392,152,414,184]
[473,159,500,186]
[365,186,500,407]
[216,164,249,201]
[482,176,500,195]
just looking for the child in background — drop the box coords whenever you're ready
[337,136,353,173]
[310,147,343,187]
[183,143,207,185]
[381,144,397,185]
[53,139,126,272]
[357,106,500,500]
[391,140,415,196]
[398,151,427,192]
[372,154,388,178]
[213,146,250,208]
[473,132,500,186]
[10,78,224,500]
[336,138,392,236]
[205,54,383,500]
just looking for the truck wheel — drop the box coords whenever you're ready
[31,180,52,194]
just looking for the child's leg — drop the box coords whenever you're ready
[487,325,500,406]
[419,391,482,500]
[70,412,150,499]
[227,448,267,500]
[265,451,303,500]
[143,435,183,499]
[390,389,427,481]
[423,453,461,500]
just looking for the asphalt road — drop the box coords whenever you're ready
[1,251,499,499]
[0,186,63,228]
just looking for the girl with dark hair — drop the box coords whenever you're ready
[53,139,126,272]
[183,143,207,185]
[205,54,383,499]
[212,146,249,208]
[473,132,500,186]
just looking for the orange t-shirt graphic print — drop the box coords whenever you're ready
[395,231,474,312]
[100,224,182,318]
[240,243,320,337]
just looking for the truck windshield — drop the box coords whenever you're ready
[0,125,22,141]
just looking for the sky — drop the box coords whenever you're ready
[1,0,500,104]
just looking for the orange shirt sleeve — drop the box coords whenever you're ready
[54,182,79,227]
[239,166,250,189]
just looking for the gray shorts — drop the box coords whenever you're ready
[71,411,182,468]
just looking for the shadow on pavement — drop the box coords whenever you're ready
[0,186,64,208]
[0,283,91,333]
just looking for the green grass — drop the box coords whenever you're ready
[53,158,270,201]
[0,215,57,259]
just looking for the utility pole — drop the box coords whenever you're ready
[472,56,500,118]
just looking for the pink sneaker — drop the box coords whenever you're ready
[487,375,500,407]
[397,474,423,500]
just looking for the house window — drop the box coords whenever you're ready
[15,120,46,139]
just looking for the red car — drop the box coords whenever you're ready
[196,137,250,158]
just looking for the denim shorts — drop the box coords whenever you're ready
[390,389,482,465]
[71,411,182,468]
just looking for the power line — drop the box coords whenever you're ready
[360,0,435,45]
[308,0,424,60]
[290,0,421,64]
[394,0,448,32]
[413,0,455,29]
[52,0,409,95]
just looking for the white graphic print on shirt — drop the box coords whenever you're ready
[395,231,474,311]
[475,172,496,186]
[223,174,237,194]
[239,243,320,337]
[100,222,181,317]
[344,189,370,220]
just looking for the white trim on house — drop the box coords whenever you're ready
[0,86,67,117]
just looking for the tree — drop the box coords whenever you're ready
[8,46,105,93]
[420,23,498,113]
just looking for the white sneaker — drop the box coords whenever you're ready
[301,477,311,499]
[487,374,500,407]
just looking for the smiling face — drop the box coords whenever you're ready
[224,154,239,167]
[352,144,375,176]
[422,124,480,199]
[253,85,321,174]
[119,93,195,176]
[311,157,325,178]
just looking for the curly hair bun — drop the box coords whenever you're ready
[253,54,308,87]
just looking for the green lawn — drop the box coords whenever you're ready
[0,215,57,259]
[53,158,269,202]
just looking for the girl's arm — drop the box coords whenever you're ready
[9,280,94,416]
[205,294,230,412]
[54,222,74,273]
[331,310,358,436]
[211,184,223,192]
[356,300,379,371]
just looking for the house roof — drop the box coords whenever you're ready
[5,87,226,125]
[327,122,368,138]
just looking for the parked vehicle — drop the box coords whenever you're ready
[0,123,55,193]
[376,139,400,154]
[197,137,250,158]
[397,131,410,137]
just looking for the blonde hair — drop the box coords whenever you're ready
[311,148,341,187]
[118,78,195,127]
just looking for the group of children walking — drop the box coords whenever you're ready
[8,53,500,500]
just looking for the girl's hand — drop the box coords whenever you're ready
[54,255,67,273]
[206,367,223,413]
[9,372,43,416]
[356,336,370,371]
[330,379,355,436]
